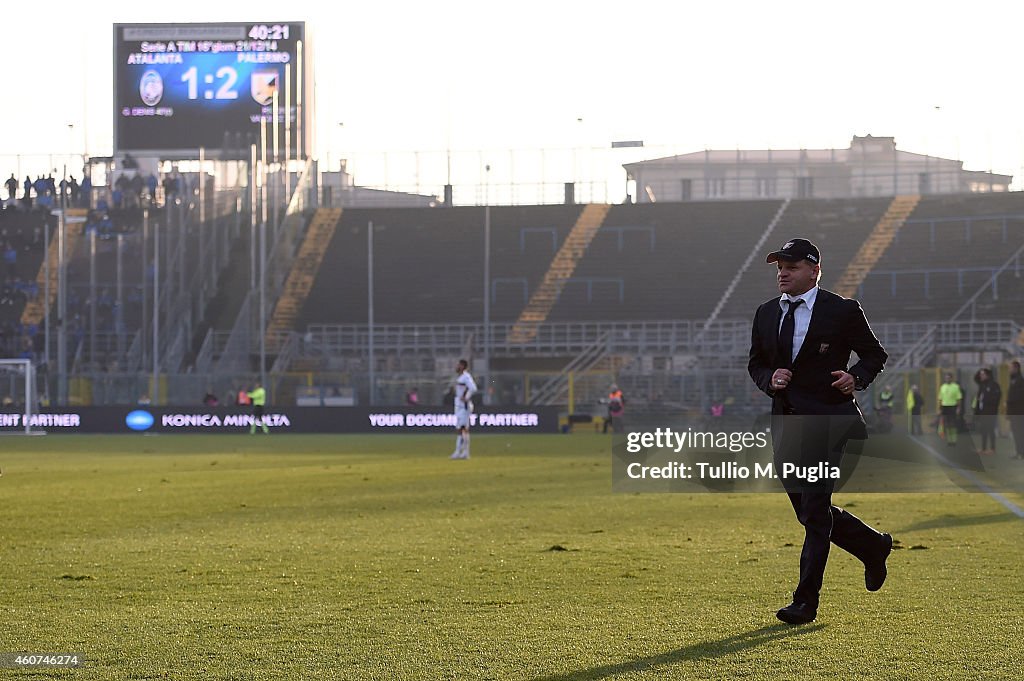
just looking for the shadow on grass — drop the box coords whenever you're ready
[530,622,825,681]
[898,510,1019,533]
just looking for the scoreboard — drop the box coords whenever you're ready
[114,22,311,157]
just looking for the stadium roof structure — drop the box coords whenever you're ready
[622,135,1012,202]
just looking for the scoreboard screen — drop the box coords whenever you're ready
[114,22,310,157]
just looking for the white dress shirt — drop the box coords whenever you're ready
[777,285,818,364]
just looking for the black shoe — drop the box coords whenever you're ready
[776,601,817,625]
[865,533,893,592]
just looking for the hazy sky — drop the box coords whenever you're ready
[4,1,1024,192]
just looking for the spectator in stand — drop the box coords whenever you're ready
[99,213,114,239]
[405,387,419,405]
[145,173,158,204]
[129,174,144,207]
[162,175,175,204]
[5,174,16,200]
[1,278,14,306]
[69,176,80,205]
[79,176,91,207]
[22,176,32,207]
[84,211,99,237]
[4,243,16,277]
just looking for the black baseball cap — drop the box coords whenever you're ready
[766,238,820,264]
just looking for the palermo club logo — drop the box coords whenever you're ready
[125,410,155,432]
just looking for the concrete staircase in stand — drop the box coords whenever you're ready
[833,195,920,298]
[21,209,88,327]
[264,207,342,351]
[508,203,610,343]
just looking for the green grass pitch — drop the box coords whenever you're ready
[1,433,1022,680]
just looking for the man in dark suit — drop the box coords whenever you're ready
[748,238,893,625]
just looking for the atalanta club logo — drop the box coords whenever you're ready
[125,410,155,432]
[139,70,163,106]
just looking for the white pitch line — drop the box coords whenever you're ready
[912,436,1024,519]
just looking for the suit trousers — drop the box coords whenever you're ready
[1009,415,1024,457]
[775,414,887,608]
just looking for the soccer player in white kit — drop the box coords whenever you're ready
[450,359,477,459]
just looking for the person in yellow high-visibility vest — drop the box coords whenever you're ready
[248,383,269,435]
[938,373,962,445]
[906,384,924,435]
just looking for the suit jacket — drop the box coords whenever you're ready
[748,287,888,441]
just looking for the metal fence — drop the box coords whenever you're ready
[48,315,1024,409]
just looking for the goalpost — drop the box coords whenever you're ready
[0,359,41,436]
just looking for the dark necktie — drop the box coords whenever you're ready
[778,298,804,369]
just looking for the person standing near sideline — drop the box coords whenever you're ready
[248,383,269,435]
[907,384,924,435]
[939,373,963,446]
[972,367,1000,456]
[449,359,477,460]
[748,237,893,625]
[603,384,625,434]
[1006,360,1024,460]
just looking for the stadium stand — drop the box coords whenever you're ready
[265,207,342,346]
[557,200,785,322]
[299,204,586,325]
[718,197,893,319]
[861,193,1024,320]
[0,206,56,360]
[18,187,1024,408]
[508,203,609,342]
[832,195,920,298]
[296,196,1024,331]
[21,209,87,328]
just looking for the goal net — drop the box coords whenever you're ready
[0,359,42,435]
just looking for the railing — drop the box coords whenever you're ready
[697,198,790,342]
[156,195,243,371]
[884,239,1024,370]
[217,292,254,373]
[270,332,300,374]
[529,332,611,405]
[259,161,316,354]
[301,318,1022,364]
[951,239,1024,321]
[214,160,315,371]
[123,330,142,371]
[161,325,186,372]
[193,329,218,374]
